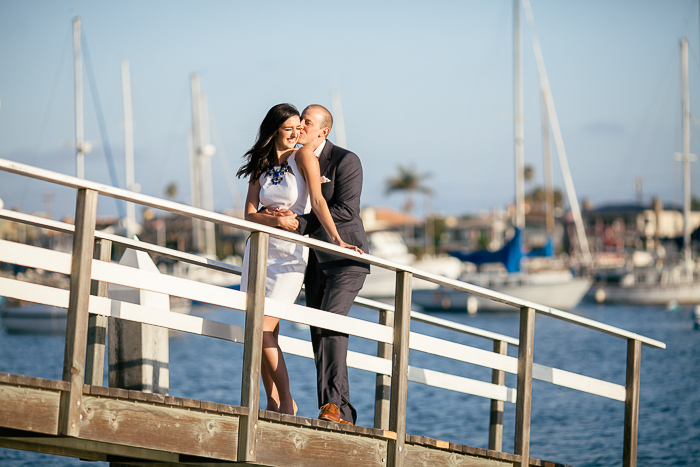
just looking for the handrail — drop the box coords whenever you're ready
[0,208,239,274]
[0,208,517,345]
[0,157,665,349]
[354,296,520,346]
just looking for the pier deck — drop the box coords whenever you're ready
[0,372,569,467]
[0,158,665,467]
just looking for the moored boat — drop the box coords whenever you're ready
[0,300,67,334]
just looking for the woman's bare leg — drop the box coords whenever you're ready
[261,316,294,414]
[261,321,280,411]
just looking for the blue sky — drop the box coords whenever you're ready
[1,0,699,219]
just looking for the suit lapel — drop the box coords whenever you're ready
[319,140,334,175]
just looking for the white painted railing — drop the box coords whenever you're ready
[0,157,664,467]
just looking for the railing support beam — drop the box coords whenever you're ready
[388,271,411,467]
[237,232,268,463]
[58,188,98,437]
[514,306,535,467]
[489,340,508,451]
[623,339,641,467]
[85,238,111,386]
[374,309,393,430]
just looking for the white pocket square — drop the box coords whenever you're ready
[321,176,331,184]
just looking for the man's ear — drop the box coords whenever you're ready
[321,127,331,138]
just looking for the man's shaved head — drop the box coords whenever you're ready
[303,104,333,131]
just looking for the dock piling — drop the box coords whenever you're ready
[388,271,411,467]
[58,188,98,437]
[374,309,393,430]
[489,340,508,451]
[623,339,641,467]
[85,238,111,387]
[514,306,535,467]
[238,231,268,463]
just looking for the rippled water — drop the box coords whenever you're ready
[1,302,698,466]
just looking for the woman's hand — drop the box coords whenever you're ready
[331,237,363,254]
[276,213,299,232]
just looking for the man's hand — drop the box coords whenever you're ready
[259,207,299,231]
[277,214,299,232]
[261,207,295,217]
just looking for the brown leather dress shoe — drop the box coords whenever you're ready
[318,403,341,422]
[318,403,354,425]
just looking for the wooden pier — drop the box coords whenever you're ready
[1,372,570,467]
[0,158,665,467]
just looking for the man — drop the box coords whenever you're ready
[278,104,369,425]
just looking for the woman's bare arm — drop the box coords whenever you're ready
[244,179,299,231]
[295,147,362,253]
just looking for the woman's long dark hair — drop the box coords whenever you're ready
[236,103,300,182]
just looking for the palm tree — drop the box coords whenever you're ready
[165,182,178,200]
[386,165,432,250]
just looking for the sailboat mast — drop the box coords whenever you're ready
[122,60,136,239]
[331,90,348,148]
[189,73,216,257]
[681,36,692,279]
[540,87,555,236]
[513,0,525,230]
[522,0,592,267]
[200,93,216,258]
[73,17,85,179]
[190,73,204,254]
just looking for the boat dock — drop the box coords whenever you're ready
[0,158,666,467]
[1,372,564,467]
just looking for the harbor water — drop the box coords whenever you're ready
[0,301,698,466]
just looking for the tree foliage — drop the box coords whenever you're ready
[385,164,432,213]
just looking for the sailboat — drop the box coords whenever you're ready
[412,0,592,313]
[174,74,240,294]
[592,36,700,306]
[1,18,88,333]
[326,90,464,299]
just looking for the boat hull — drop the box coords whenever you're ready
[413,276,593,312]
[593,282,700,306]
[0,303,67,334]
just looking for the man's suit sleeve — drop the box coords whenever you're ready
[328,152,363,223]
[297,151,363,235]
[297,211,320,236]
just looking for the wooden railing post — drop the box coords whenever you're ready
[388,271,412,467]
[623,339,642,467]
[514,306,535,467]
[58,188,98,437]
[489,340,508,451]
[85,238,111,386]
[374,309,393,430]
[237,232,268,463]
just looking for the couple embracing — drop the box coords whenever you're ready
[237,103,369,425]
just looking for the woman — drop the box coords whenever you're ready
[237,103,361,415]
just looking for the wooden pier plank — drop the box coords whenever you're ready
[256,419,388,467]
[403,442,512,467]
[0,374,578,467]
[78,394,239,461]
[0,385,60,435]
[0,431,179,464]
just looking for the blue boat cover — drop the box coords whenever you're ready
[449,228,524,273]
